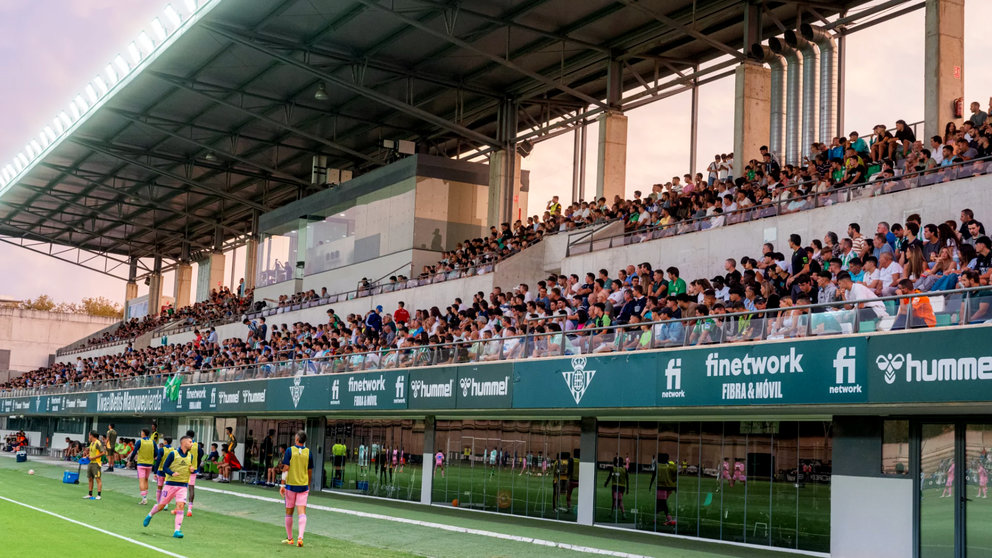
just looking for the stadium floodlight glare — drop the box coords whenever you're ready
[113,55,129,77]
[44,126,57,144]
[53,118,64,135]
[93,76,109,95]
[164,5,182,29]
[25,144,35,159]
[105,64,118,85]
[184,0,198,14]
[151,18,167,41]
[74,94,88,112]
[204,151,218,161]
[69,102,81,121]
[84,84,99,105]
[58,112,72,129]
[137,32,155,54]
[29,140,42,155]
[127,42,141,65]
[15,154,28,171]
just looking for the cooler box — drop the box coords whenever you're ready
[332,479,343,488]
[15,451,27,463]
[357,480,369,491]
[63,470,80,484]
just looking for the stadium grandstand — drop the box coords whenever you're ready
[2,1,991,557]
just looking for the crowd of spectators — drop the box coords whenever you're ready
[6,198,990,394]
[61,107,992,354]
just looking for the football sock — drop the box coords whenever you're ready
[285,515,293,539]
[298,515,307,540]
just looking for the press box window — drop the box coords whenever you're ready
[882,420,910,476]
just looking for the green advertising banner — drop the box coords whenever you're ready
[6,328,990,416]
[866,327,992,403]
[455,364,513,409]
[512,337,869,408]
[327,370,408,411]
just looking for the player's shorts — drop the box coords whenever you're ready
[160,485,188,505]
[721,470,731,480]
[157,473,166,486]
[137,465,153,479]
[558,480,569,491]
[188,472,197,486]
[656,488,670,500]
[87,462,101,479]
[285,489,309,509]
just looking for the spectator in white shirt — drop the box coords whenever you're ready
[878,251,904,295]
[837,271,888,322]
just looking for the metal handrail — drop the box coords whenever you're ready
[5,285,988,398]
[568,154,992,255]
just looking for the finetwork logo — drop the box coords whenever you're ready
[661,359,685,398]
[875,352,992,384]
[562,357,595,404]
[330,379,340,405]
[830,347,862,394]
[394,376,406,404]
[289,376,305,408]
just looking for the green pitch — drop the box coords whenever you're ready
[1,457,822,558]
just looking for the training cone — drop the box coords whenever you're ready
[452,498,459,507]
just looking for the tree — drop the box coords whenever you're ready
[80,297,124,318]
[20,295,56,312]
[18,294,123,318]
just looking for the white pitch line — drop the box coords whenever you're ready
[197,486,650,558]
[0,495,188,558]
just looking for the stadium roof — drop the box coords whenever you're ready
[0,0,910,279]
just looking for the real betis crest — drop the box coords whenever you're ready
[289,376,305,408]
[562,357,595,404]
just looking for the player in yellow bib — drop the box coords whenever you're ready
[280,430,314,547]
[128,428,159,505]
[178,429,203,518]
[84,430,105,500]
[143,435,193,538]
[153,436,173,507]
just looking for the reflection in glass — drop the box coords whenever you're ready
[920,423,955,558]
[966,423,992,557]
[797,421,832,553]
[323,419,423,502]
[432,420,579,522]
[882,420,910,476]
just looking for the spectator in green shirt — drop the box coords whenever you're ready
[666,267,687,296]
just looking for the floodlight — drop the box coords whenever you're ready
[114,55,129,77]
[3,165,14,177]
[164,5,182,28]
[85,84,99,104]
[138,32,155,54]
[151,18,167,41]
[184,0,198,14]
[58,112,72,129]
[14,154,27,171]
[44,126,56,143]
[25,144,35,159]
[204,151,218,161]
[127,42,141,65]
[69,102,80,120]
[30,140,42,155]
[94,76,108,95]
[314,82,329,101]
[74,94,88,112]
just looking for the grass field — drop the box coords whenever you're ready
[0,456,824,558]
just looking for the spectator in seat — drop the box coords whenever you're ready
[892,279,935,329]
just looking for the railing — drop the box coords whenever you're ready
[568,154,992,256]
[56,337,137,357]
[5,285,989,398]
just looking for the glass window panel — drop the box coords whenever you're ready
[718,421,745,543]
[596,421,621,524]
[797,421,832,553]
[882,420,910,476]
[675,422,701,538]
[771,421,800,549]
[654,422,679,533]
[743,422,774,546]
[965,423,992,557]
[919,423,954,558]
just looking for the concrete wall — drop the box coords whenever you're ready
[563,172,992,282]
[0,308,118,372]
[302,249,440,295]
[831,475,913,558]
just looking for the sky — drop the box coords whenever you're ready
[0,0,990,304]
